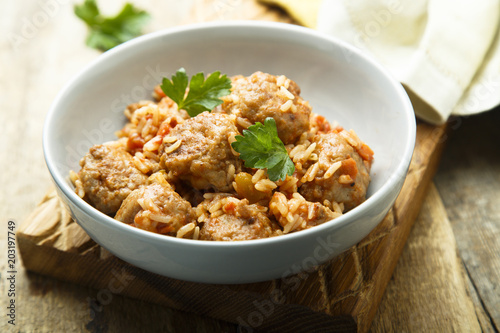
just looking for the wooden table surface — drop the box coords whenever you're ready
[1,1,499,332]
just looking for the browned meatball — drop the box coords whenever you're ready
[115,176,196,236]
[299,130,372,211]
[198,195,280,241]
[159,112,242,192]
[78,144,148,215]
[216,72,311,144]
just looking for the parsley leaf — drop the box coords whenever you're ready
[160,68,232,117]
[75,0,150,51]
[231,117,295,182]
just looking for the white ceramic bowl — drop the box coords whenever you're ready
[43,21,415,284]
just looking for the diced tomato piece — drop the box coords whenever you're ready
[127,132,145,153]
[340,157,358,179]
[357,143,374,163]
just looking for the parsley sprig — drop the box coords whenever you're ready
[231,118,295,181]
[75,0,150,51]
[160,68,232,118]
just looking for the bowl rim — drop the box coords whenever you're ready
[43,20,416,249]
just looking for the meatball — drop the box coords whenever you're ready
[159,112,242,192]
[78,144,148,215]
[216,72,311,144]
[115,175,196,236]
[298,130,372,211]
[198,195,280,241]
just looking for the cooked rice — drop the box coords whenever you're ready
[136,115,146,132]
[292,192,305,200]
[152,106,160,126]
[211,210,224,218]
[307,203,315,220]
[332,201,344,214]
[124,108,132,119]
[143,135,163,152]
[133,154,150,174]
[349,129,362,147]
[340,130,360,148]
[283,214,301,233]
[142,118,153,138]
[324,161,342,179]
[290,141,315,164]
[236,117,252,128]
[280,100,293,111]
[302,162,320,183]
[276,75,286,87]
[288,198,302,214]
[197,212,208,223]
[145,197,161,213]
[203,193,217,199]
[278,176,298,193]
[303,142,317,160]
[228,133,239,156]
[209,200,222,213]
[339,175,353,184]
[137,198,147,211]
[148,171,168,185]
[149,213,172,223]
[69,169,78,183]
[143,150,159,162]
[255,179,277,192]
[163,139,182,154]
[202,192,232,200]
[69,170,85,198]
[279,86,294,100]
[289,144,305,160]
[252,169,266,184]
[163,136,178,143]
[285,211,295,224]
[309,153,319,161]
[192,226,200,240]
[298,131,310,144]
[227,164,236,183]
[177,222,195,238]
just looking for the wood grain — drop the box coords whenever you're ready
[371,184,481,332]
[435,112,500,331]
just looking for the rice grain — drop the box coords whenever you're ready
[324,161,342,179]
[252,169,266,184]
[280,100,293,111]
[255,179,277,192]
[149,213,172,224]
[237,117,252,129]
[177,222,195,238]
[163,139,182,154]
[279,86,294,100]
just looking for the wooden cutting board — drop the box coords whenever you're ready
[16,2,449,332]
[17,120,447,333]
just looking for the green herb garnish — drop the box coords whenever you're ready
[74,0,150,51]
[160,68,232,118]
[231,117,295,182]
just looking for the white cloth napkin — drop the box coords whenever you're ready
[316,0,500,124]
